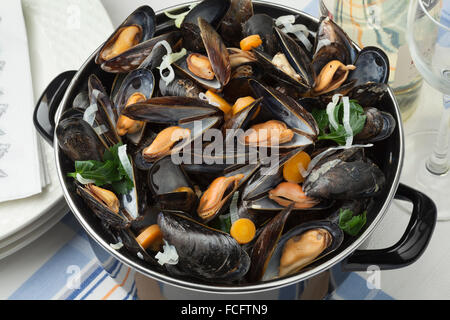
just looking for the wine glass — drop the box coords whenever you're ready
[405,0,450,220]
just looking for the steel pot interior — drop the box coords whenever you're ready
[53,1,404,294]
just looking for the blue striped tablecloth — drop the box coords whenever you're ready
[2,0,396,300]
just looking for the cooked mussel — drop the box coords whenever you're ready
[262,220,343,280]
[175,18,231,91]
[96,6,156,72]
[148,156,198,215]
[244,79,318,149]
[114,69,155,144]
[197,163,260,222]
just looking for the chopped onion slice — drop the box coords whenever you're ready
[76,173,96,185]
[229,192,240,225]
[326,94,342,131]
[110,241,124,250]
[164,3,197,28]
[118,144,133,181]
[342,96,353,147]
[275,15,296,26]
[94,124,109,136]
[155,240,179,266]
[198,92,220,108]
[275,15,312,51]
[83,104,98,126]
[157,40,187,85]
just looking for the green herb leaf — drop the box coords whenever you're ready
[67,143,134,195]
[339,209,367,236]
[312,100,367,146]
[210,214,232,233]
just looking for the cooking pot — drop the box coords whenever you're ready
[33,1,437,295]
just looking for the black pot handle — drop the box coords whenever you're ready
[33,70,77,144]
[342,183,437,271]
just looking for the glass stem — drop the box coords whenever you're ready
[426,94,450,175]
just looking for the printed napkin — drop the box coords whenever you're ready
[0,1,43,202]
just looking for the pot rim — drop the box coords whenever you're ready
[53,0,405,294]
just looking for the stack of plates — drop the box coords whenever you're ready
[0,0,114,259]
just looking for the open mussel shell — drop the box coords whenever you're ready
[148,156,198,215]
[120,158,148,221]
[242,148,302,201]
[246,193,333,213]
[88,74,122,148]
[313,16,357,65]
[159,73,203,98]
[181,0,231,52]
[75,182,129,229]
[157,211,251,281]
[273,27,315,89]
[348,82,391,108]
[95,6,156,70]
[262,220,343,281]
[102,31,182,73]
[174,18,231,91]
[347,46,390,87]
[303,147,386,200]
[173,54,223,92]
[311,42,350,77]
[117,227,161,266]
[355,107,396,143]
[197,162,260,223]
[220,0,254,46]
[113,69,155,144]
[246,79,318,149]
[56,115,106,162]
[243,14,279,57]
[198,17,231,87]
[121,96,223,124]
[222,97,262,144]
[252,49,310,94]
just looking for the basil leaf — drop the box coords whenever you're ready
[210,214,232,233]
[312,100,367,146]
[67,143,134,195]
[311,108,329,135]
[339,209,367,236]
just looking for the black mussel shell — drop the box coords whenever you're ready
[88,74,121,148]
[121,96,223,125]
[56,116,106,162]
[157,211,250,281]
[220,0,254,46]
[148,156,197,214]
[274,27,315,89]
[262,220,343,281]
[347,46,390,87]
[100,31,182,73]
[181,0,231,52]
[243,14,279,57]
[303,148,386,200]
[355,107,396,143]
[313,16,357,64]
[198,17,232,87]
[159,73,203,98]
[96,6,156,68]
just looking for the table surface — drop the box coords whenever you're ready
[1,0,449,300]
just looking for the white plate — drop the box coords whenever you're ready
[0,0,113,246]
